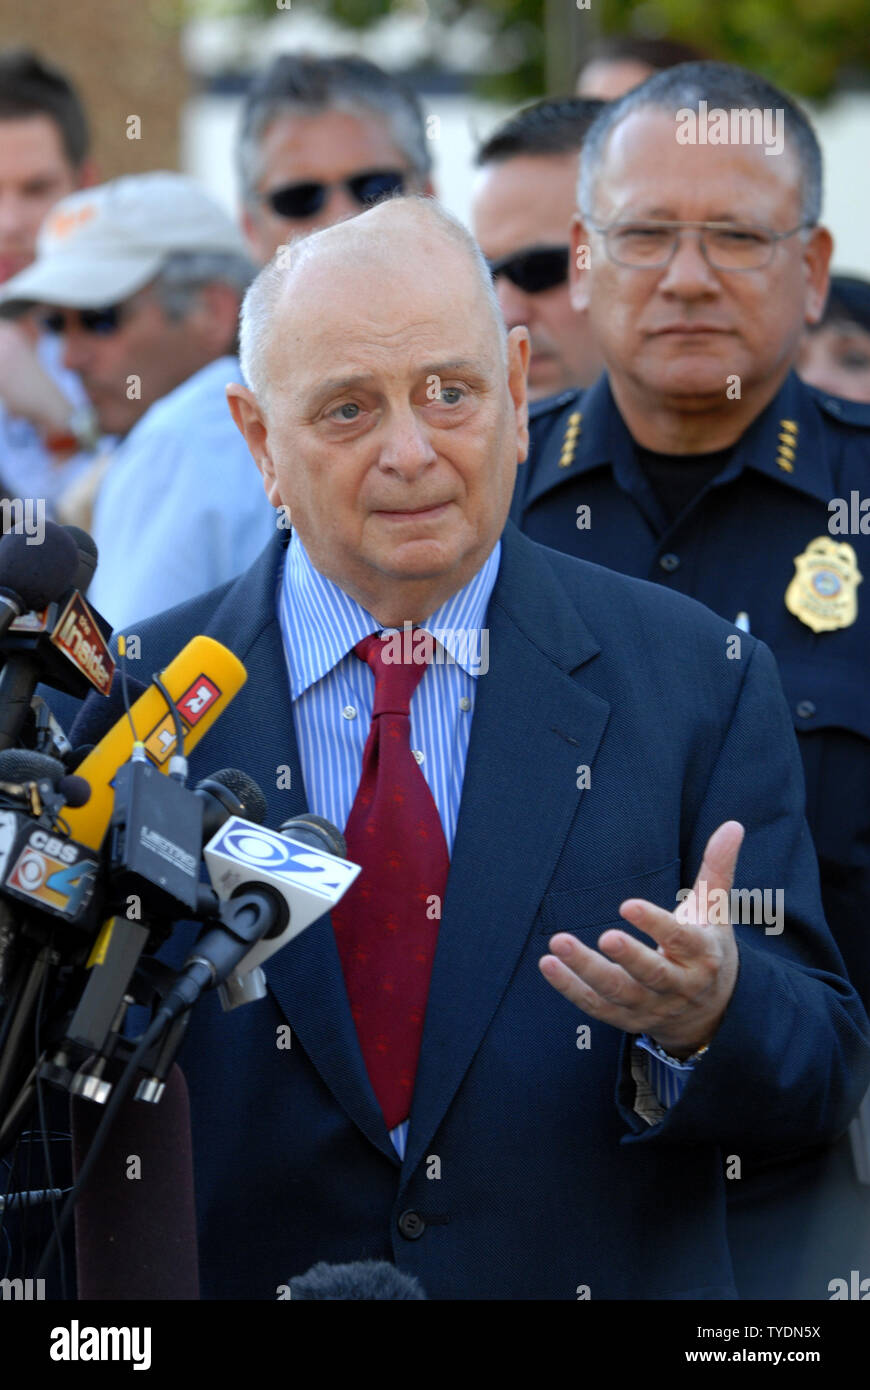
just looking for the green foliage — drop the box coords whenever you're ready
[602,0,870,100]
[187,0,869,100]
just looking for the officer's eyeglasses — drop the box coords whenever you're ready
[587,219,815,272]
[487,245,570,294]
[260,169,406,220]
[42,303,129,336]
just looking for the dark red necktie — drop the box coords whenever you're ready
[331,632,449,1130]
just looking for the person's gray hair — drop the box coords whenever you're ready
[237,53,432,209]
[152,249,256,322]
[150,250,254,322]
[578,61,823,226]
[238,195,508,405]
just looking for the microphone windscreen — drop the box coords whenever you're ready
[0,748,66,783]
[69,670,149,749]
[58,773,90,808]
[71,1063,200,1300]
[280,813,347,859]
[63,526,98,596]
[0,522,78,611]
[207,768,267,826]
[288,1259,427,1300]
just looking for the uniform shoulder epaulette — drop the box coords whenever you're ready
[809,389,870,429]
[527,388,580,422]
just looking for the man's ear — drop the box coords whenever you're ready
[77,158,99,191]
[226,382,282,507]
[803,224,834,326]
[194,282,246,357]
[240,203,269,267]
[507,325,531,464]
[569,213,592,313]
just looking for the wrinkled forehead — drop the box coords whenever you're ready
[269,233,499,387]
[590,106,804,219]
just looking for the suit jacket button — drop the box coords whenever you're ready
[796,700,816,719]
[398,1209,426,1239]
[659,553,680,572]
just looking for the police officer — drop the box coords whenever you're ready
[471,97,604,402]
[512,61,870,1300]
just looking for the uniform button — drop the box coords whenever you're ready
[412,749,424,765]
[458,696,471,712]
[659,553,680,573]
[342,706,357,720]
[398,1209,426,1239]
[796,700,816,719]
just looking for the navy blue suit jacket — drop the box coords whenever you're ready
[98,523,870,1300]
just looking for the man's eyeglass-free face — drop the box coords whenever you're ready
[487,245,570,295]
[259,169,407,221]
[586,219,815,272]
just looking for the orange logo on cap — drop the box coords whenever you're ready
[47,203,97,240]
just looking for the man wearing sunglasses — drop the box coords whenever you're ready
[237,53,434,266]
[512,62,870,1301]
[472,98,604,403]
[0,172,275,628]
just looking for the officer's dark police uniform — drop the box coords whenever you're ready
[514,368,870,1299]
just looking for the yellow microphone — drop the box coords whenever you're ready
[64,635,247,850]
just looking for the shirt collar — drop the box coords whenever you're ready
[279,531,501,699]
[529,370,834,508]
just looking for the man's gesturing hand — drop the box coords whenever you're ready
[539,821,744,1058]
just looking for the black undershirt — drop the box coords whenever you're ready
[636,444,735,526]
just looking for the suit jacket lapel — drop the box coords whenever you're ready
[201,533,398,1163]
[197,527,612,1172]
[402,525,611,1176]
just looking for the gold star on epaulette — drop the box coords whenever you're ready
[558,411,582,468]
[776,418,798,472]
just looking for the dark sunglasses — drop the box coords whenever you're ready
[487,245,570,294]
[261,169,406,220]
[42,304,126,336]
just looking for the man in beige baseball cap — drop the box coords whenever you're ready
[0,171,276,627]
[0,170,252,439]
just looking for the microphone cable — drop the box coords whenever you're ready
[35,1000,175,1282]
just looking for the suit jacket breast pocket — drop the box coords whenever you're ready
[539,858,681,944]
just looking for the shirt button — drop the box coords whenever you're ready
[796,700,816,719]
[459,696,471,712]
[412,749,424,765]
[398,1209,426,1240]
[342,706,357,720]
[659,553,680,573]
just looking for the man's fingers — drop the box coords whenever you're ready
[542,933,643,1006]
[618,897,720,960]
[690,820,745,908]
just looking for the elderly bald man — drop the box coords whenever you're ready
[63,197,869,1300]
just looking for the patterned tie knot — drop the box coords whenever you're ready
[355,629,433,717]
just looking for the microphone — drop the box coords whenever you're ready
[163,813,359,1015]
[195,767,267,841]
[71,1062,199,1299]
[62,635,247,851]
[0,527,117,756]
[0,523,79,641]
[68,670,148,762]
[0,526,83,752]
[62,526,98,598]
[287,1260,427,1300]
[0,747,90,809]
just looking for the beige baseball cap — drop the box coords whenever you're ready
[0,171,247,314]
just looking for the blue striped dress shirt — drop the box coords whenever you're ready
[276,533,696,1155]
[277,532,499,1157]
